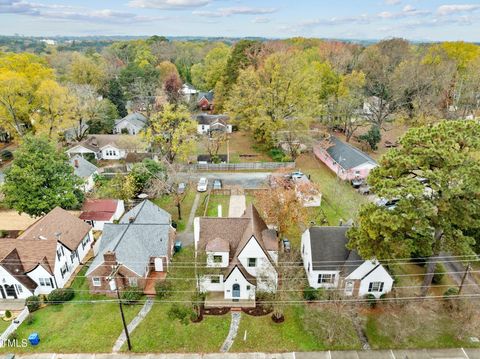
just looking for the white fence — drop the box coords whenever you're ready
[0,306,29,342]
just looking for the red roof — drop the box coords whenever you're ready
[80,199,119,221]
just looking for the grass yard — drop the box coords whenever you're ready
[125,247,231,353]
[232,305,361,352]
[0,318,10,334]
[153,189,197,232]
[296,153,368,225]
[0,265,142,353]
[205,194,230,217]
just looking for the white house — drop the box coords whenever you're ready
[181,83,198,102]
[79,199,125,231]
[0,208,93,299]
[66,134,145,161]
[195,114,233,135]
[301,226,393,298]
[70,155,98,192]
[194,204,278,305]
[113,113,148,135]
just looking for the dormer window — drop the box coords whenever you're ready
[248,258,257,267]
[213,255,222,263]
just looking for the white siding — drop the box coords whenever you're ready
[206,251,229,268]
[0,266,33,299]
[357,266,394,298]
[28,265,57,295]
[99,145,126,160]
[223,267,255,300]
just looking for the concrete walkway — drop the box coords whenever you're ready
[220,312,242,353]
[12,348,480,358]
[176,193,201,246]
[112,298,154,352]
[228,195,246,217]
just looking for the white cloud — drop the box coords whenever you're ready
[128,0,211,9]
[193,6,277,17]
[437,4,480,16]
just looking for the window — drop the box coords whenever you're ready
[16,284,23,293]
[302,245,305,254]
[248,258,257,267]
[210,276,220,284]
[317,274,335,284]
[57,249,62,261]
[39,278,52,287]
[307,262,310,272]
[246,285,251,290]
[92,277,101,287]
[128,277,138,287]
[213,255,222,263]
[368,282,384,292]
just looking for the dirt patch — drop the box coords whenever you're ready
[203,307,230,316]
[242,305,273,316]
[271,314,285,323]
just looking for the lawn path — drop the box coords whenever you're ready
[112,298,154,353]
[220,312,241,353]
[228,195,246,217]
[177,192,200,246]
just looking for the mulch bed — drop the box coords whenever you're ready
[203,307,230,316]
[271,314,285,323]
[242,305,273,316]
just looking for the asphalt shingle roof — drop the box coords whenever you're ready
[115,112,148,129]
[70,155,98,179]
[326,137,377,170]
[120,200,171,224]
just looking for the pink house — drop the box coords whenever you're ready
[313,136,377,181]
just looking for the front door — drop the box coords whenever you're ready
[232,284,240,298]
[154,257,164,272]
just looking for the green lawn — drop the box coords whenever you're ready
[0,266,142,353]
[153,189,197,232]
[296,153,368,225]
[232,305,361,352]
[206,195,230,217]
[0,317,10,334]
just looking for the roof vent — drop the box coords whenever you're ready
[39,235,47,240]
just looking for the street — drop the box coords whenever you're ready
[178,172,272,189]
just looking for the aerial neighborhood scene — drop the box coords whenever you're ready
[0,1,480,358]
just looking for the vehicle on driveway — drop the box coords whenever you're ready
[178,182,186,194]
[282,238,291,252]
[351,177,364,188]
[290,171,305,180]
[213,179,222,190]
[197,177,208,192]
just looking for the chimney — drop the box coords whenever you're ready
[129,217,135,223]
[103,251,117,265]
[74,159,79,168]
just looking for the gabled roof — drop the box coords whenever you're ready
[224,260,257,286]
[307,226,361,272]
[325,137,377,170]
[115,112,148,129]
[86,200,172,277]
[196,114,229,126]
[70,155,98,179]
[79,199,121,222]
[197,91,214,102]
[67,134,138,153]
[0,248,39,291]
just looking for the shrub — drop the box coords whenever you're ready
[443,287,459,298]
[268,148,287,162]
[168,304,192,325]
[303,286,319,301]
[4,310,11,319]
[155,281,172,300]
[26,295,40,312]
[359,125,381,151]
[365,294,377,308]
[432,263,445,284]
[121,286,143,304]
[25,314,35,325]
[7,331,18,341]
[47,288,75,304]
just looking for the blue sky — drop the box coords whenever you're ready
[0,0,479,41]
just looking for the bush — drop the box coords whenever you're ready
[443,287,459,298]
[47,288,75,304]
[365,294,377,308]
[268,148,287,162]
[168,304,192,325]
[25,314,35,325]
[359,125,381,151]
[432,263,445,284]
[155,281,172,300]
[303,286,320,301]
[26,295,40,312]
[121,286,143,304]
[4,310,11,319]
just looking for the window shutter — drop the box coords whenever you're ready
[380,282,384,292]
[368,282,373,291]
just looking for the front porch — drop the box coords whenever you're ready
[204,291,255,308]
[144,271,167,296]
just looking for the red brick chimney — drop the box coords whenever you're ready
[103,251,117,265]
[74,159,79,168]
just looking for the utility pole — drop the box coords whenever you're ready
[458,263,471,295]
[108,264,132,351]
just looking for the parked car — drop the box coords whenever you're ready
[197,177,208,192]
[290,171,304,180]
[351,177,364,188]
[282,238,291,252]
[213,179,222,190]
[178,182,186,194]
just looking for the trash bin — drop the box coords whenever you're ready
[28,333,40,346]
[174,240,182,253]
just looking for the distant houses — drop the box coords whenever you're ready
[197,91,214,111]
[113,112,148,135]
[0,208,93,299]
[313,136,377,181]
[181,83,198,102]
[301,226,393,298]
[195,114,232,135]
[79,199,125,231]
[70,155,98,192]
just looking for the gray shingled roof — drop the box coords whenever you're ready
[70,155,98,179]
[326,137,377,170]
[308,226,360,272]
[115,112,148,129]
[197,91,214,102]
[120,200,171,224]
[196,114,229,125]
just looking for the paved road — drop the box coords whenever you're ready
[11,349,480,358]
[179,172,271,189]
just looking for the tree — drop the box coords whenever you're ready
[206,131,228,161]
[348,121,480,296]
[105,78,127,118]
[68,53,106,90]
[147,104,197,163]
[157,60,180,83]
[163,73,183,105]
[191,43,231,91]
[358,125,381,151]
[4,135,82,217]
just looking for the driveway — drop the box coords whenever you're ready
[179,172,271,189]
